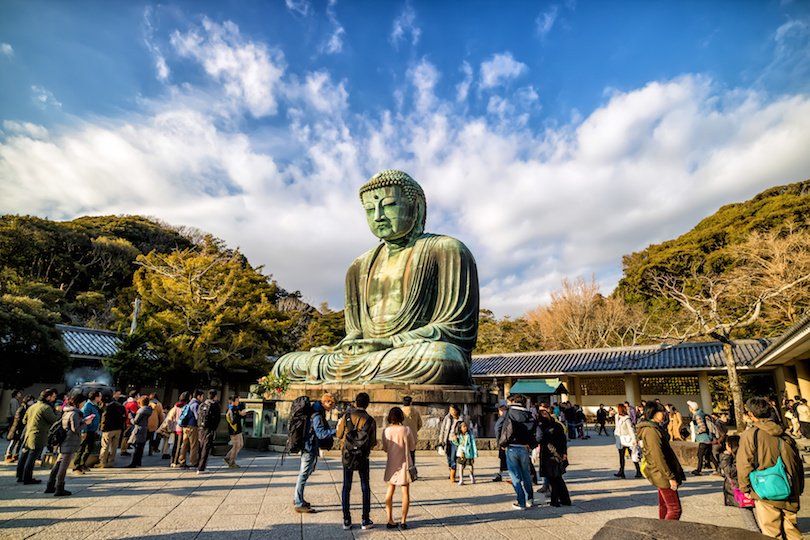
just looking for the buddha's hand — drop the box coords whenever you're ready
[310,344,338,353]
[341,338,394,356]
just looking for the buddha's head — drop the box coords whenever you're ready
[359,170,426,242]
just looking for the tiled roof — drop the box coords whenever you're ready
[56,324,121,358]
[471,339,770,377]
[753,311,810,368]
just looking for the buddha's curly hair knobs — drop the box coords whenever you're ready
[359,169,426,205]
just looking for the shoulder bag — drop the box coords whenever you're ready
[749,428,792,501]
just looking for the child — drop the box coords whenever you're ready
[454,421,478,485]
[719,434,754,513]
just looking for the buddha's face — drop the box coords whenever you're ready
[361,185,417,241]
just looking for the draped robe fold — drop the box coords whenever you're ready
[272,233,479,385]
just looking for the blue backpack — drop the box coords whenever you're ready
[178,404,192,428]
[749,429,792,501]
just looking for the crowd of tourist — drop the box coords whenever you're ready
[3,387,247,497]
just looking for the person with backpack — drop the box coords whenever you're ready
[224,394,247,468]
[293,392,336,513]
[16,389,58,485]
[688,400,718,475]
[496,394,538,510]
[382,406,416,530]
[97,393,126,468]
[336,392,377,530]
[45,393,89,497]
[73,390,101,473]
[737,396,804,539]
[196,389,221,474]
[126,396,152,468]
[168,392,189,468]
[178,389,204,469]
[637,401,685,520]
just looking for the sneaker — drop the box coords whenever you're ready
[342,520,352,530]
[525,498,534,508]
[457,478,464,485]
[295,505,316,514]
[511,503,526,511]
[690,470,702,476]
[492,474,502,482]
[196,469,210,475]
[361,520,374,530]
[470,475,475,484]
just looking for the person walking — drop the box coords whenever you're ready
[126,396,152,468]
[5,394,32,463]
[45,393,88,496]
[147,393,165,457]
[294,393,336,513]
[401,396,422,466]
[16,389,58,485]
[97,393,126,468]
[637,401,684,520]
[538,409,571,507]
[382,406,416,530]
[224,394,247,468]
[596,404,609,436]
[737,396,804,539]
[73,391,101,473]
[336,392,376,531]
[614,403,642,479]
[178,389,203,469]
[688,400,717,475]
[497,394,538,510]
[454,421,478,485]
[168,392,189,468]
[666,404,683,441]
[437,404,465,482]
[196,389,221,474]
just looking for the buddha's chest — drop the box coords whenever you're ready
[366,248,411,322]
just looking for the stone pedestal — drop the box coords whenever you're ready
[272,383,498,449]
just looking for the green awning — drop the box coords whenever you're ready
[509,378,569,395]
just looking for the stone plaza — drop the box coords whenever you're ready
[2,435,799,540]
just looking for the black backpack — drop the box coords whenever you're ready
[341,412,371,470]
[198,400,219,430]
[286,396,312,454]
[498,409,515,448]
[48,418,67,448]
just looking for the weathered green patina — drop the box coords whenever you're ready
[272,170,479,385]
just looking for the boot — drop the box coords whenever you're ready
[44,482,55,494]
[54,484,71,497]
[449,468,456,483]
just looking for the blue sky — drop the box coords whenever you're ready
[1,0,810,317]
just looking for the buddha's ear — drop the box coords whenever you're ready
[414,197,426,235]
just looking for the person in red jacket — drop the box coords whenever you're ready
[120,391,139,456]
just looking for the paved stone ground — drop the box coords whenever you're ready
[0,436,806,539]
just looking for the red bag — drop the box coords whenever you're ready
[734,487,755,508]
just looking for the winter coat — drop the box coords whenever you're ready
[147,401,164,432]
[81,401,100,433]
[336,407,377,450]
[495,406,538,448]
[455,432,478,460]
[719,452,738,507]
[539,419,568,479]
[691,409,711,443]
[438,413,467,446]
[636,419,684,489]
[128,406,153,444]
[614,414,636,449]
[402,405,423,441]
[8,402,28,440]
[737,420,804,512]
[668,411,683,441]
[303,401,336,456]
[58,405,84,454]
[22,400,59,450]
[101,401,126,432]
[166,401,186,434]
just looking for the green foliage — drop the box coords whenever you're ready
[474,309,543,354]
[299,308,346,351]
[104,331,163,389]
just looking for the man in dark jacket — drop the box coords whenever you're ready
[295,393,336,513]
[596,404,609,436]
[335,392,377,530]
[98,394,126,468]
[197,389,222,474]
[496,394,538,510]
[538,409,571,506]
[737,396,804,539]
[16,389,58,484]
[5,394,32,463]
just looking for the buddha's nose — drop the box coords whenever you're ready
[374,204,384,221]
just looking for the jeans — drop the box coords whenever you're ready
[294,452,318,506]
[505,446,533,507]
[74,431,97,468]
[445,441,457,469]
[342,460,371,523]
[657,487,682,520]
[16,445,43,482]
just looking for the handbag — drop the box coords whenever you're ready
[733,486,756,508]
[749,429,792,501]
[405,431,418,482]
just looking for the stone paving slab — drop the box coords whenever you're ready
[0,436,808,539]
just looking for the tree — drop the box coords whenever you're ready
[645,226,810,429]
[131,238,293,383]
[474,309,542,354]
[104,330,163,389]
[526,276,646,350]
[299,307,347,351]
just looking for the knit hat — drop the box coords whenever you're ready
[686,400,698,410]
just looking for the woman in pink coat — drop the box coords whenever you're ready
[382,407,417,529]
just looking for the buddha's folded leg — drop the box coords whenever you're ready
[369,341,471,385]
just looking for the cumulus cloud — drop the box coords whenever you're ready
[0,43,13,57]
[30,85,62,110]
[170,18,285,117]
[480,52,528,89]
[322,0,346,55]
[390,4,421,49]
[2,120,48,139]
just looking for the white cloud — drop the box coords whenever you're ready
[390,4,421,49]
[322,0,345,55]
[536,5,559,37]
[0,43,13,57]
[143,7,170,82]
[2,120,48,139]
[170,18,285,117]
[408,59,440,113]
[480,52,528,89]
[285,0,311,16]
[30,85,62,110]
[456,62,473,102]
